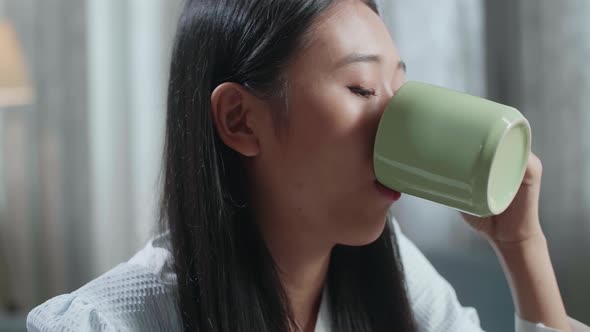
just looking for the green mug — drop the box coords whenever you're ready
[374,81,531,217]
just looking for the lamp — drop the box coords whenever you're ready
[0,20,33,107]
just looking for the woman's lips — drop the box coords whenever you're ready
[375,181,402,201]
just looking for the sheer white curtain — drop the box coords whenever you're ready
[0,0,182,313]
[87,0,175,277]
[86,0,183,286]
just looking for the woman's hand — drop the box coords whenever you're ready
[461,152,572,331]
[461,152,544,246]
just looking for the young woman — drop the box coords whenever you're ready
[27,0,588,331]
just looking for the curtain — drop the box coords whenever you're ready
[0,0,182,312]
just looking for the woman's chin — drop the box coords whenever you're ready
[338,216,389,246]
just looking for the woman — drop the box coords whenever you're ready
[27,0,588,331]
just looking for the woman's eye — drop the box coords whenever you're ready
[348,86,377,99]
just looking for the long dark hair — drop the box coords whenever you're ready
[160,0,417,331]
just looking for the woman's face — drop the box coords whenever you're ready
[253,1,406,246]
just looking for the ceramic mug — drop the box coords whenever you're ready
[374,81,531,217]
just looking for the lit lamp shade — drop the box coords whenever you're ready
[0,21,33,107]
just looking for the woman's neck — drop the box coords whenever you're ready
[258,213,333,332]
[281,249,330,332]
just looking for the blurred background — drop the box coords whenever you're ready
[0,0,588,331]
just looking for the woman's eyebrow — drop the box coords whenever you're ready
[335,53,381,68]
[334,53,407,74]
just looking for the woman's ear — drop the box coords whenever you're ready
[210,83,261,157]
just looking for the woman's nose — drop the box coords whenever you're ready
[377,89,395,118]
[369,89,395,148]
[372,79,405,137]
[378,77,406,116]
